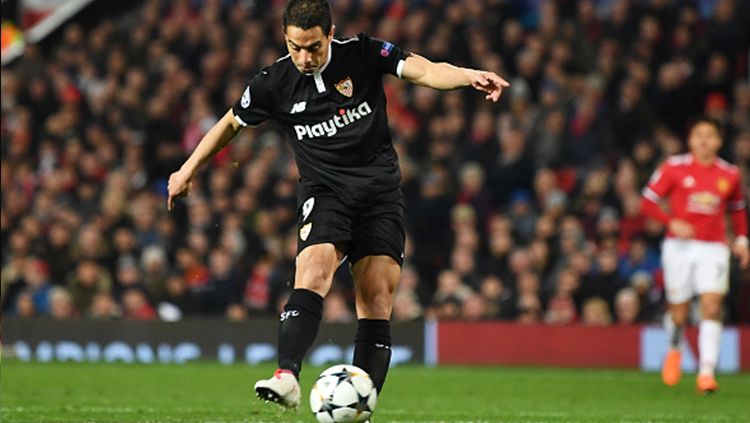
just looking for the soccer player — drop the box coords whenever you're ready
[641,117,749,394]
[166,0,509,409]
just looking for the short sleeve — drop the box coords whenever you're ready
[642,163,673,202]
[232,69,275,127]
[359,33,410,78]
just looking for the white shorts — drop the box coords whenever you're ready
[662,238,730,304]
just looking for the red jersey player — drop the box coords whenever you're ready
[641,117,749,395]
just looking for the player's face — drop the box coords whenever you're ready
[284,25,333,74]
[688,122,722,162]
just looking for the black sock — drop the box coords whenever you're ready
[277,288,324,378]
[353,319,392,393]
[671,324,684,348]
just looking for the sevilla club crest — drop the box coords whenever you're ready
[335,77,354,98]
[299,222,312,241]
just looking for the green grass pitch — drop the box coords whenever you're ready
[1,361,749,422]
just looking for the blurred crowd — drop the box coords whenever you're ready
[2,0,750,325]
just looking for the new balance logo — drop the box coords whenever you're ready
[280,310,300,321]
[290,101,307,114]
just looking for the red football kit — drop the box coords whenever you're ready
[641,154,748,243]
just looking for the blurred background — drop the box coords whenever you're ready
[1,0,749,333]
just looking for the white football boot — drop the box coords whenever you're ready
[254,368,301,409]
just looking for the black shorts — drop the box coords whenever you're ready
[296,189,405,267]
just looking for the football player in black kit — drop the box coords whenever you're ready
[167,0,509,410]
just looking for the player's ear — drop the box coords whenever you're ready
[328,25,335,40]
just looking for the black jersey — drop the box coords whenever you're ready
[232,33,409,207]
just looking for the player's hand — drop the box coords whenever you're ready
[167,168,193,211]
[668,218,695,239]
[469,70,510,103]
[733,237,750,269]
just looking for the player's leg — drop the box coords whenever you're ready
[694,242,729,394]
[278,243,344,375]
[255,243,343,407]
[255,193,351,408]
[662,301,689,386]
[349,198,405,393]
[351,255,400,393]
[660,239,693,386]
[696,292,723,393]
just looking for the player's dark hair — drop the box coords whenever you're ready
[283,0,332,35]
[689,115,723,138]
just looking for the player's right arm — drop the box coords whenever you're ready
[167,109,242,210]
[640,161,694,239]
[167,69,275,210]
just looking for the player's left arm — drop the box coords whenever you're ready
[728,176,749,268]
[401,54,510,102]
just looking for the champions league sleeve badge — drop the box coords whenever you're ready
[380,41,394,57]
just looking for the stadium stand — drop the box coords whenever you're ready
[2,0,749,325]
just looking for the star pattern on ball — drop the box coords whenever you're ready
[319,400,344,419]
[351,391,372,413]
[329,368,352,386]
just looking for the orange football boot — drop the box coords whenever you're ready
[661,349,682,386]
[696,374,719,395]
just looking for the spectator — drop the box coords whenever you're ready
[544,268,579,325]
[507,190,538,245]
[15,290,37,318]
[581,297,612,326]
[67,259,112,315]
[89,292,121,319]
[226,303,248,322]
[392,265,423,322]
[141,245,169,301]
[461,294,489,321]
[18,258,53,315]
[49,287,75,320]
[615,287,641,325]
[322,289,355,324]
[122,288,156,320]
[479,275,515,320]
[2,0,748,325]
[516,272,543,324]
[432,269,472,307]
[618,236,660,281]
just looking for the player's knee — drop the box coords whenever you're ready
[295,256,336,294]
[672,315,688,327]
[671,310,689,326]
[359,285,394,318]
[700,302,722,320]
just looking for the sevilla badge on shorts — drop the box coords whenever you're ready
[300,222,312,241]
[335,77,353,98]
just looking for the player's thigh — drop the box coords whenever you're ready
[349,199,406,267]
[351,255,401,319]
[662,239,696,304]
[294,193,352,294]
[296,193,353,258]
[295,243,346,295]
[694,242,730,297]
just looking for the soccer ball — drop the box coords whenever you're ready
[309,364,377,423]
